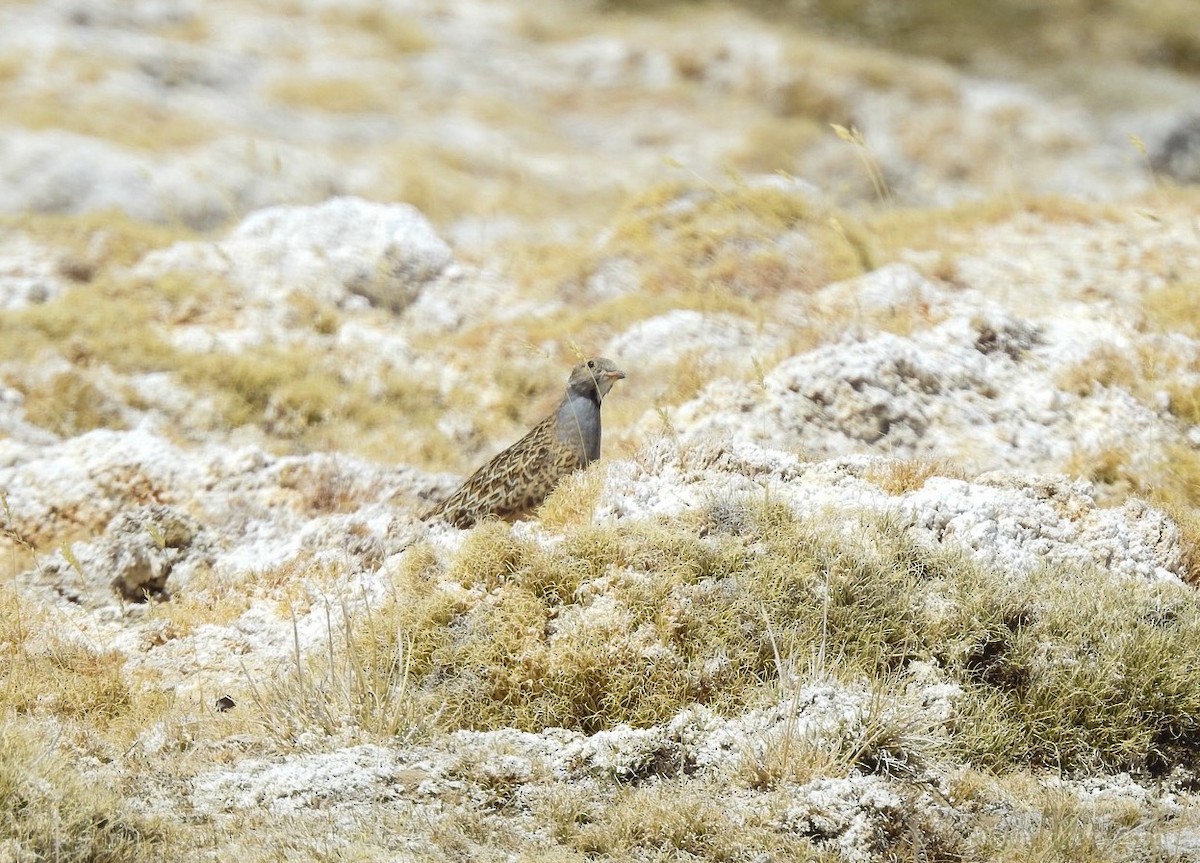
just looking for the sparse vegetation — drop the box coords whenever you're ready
[5,0,1200,858]
[8,368,128,436]
[354,503,1200,780]
[861,457,966,494]
[1145,280,1200,339]
[268,75,390,114]
[1,87,220,151]
[598,0,1200,78]
[246,595,425,744]
[0,723,171,863]
[0,259,456,464]
[319,6,433,54]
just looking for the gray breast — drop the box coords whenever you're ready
[554,393,602,462]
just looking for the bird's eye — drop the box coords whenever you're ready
[587,360,595,368]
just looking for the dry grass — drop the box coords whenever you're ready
[1144,280,1200,338]
[868,194,1122,265]
[5,4,1200,859]
[319,6,433,54]
[245,596,426,745]
[731,116,825,174]
[0,50,24,83]
[336,501,1200,780]
[2,88,220,151]
[1168,502,1200,587]
[2,210,197,268]
[548,780,823,860]
[6,492,1200,860]
[486,176,874,376]
[0,722,172,862]
[8,369,128,437]
[537,461,609,531]
[268,76,390,114]
[659,0,1200,77]
[512,178,867,304]
[0,255,458,465]
[0,578,134,726]
[861,457,968,495]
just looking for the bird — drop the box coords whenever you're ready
[424,357,626,528]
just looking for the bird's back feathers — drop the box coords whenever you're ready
[424,357,623,529]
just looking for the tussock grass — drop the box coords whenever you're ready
[496,177,873,374]
[5,642,133,723]
[0,49,24,83]
[377,502,1200,778]
[535,462,608,531]
[1,582,137,726]
[731,116,825,174]
[246,597,426,744]
[0,723,170,863]
[5,210,196,265]
[9,368,128,436]
[372,138,614,239]
[512,179,868,307]
[861,457,967,494]
[1145,280,1200,339]
[637,0,1200,76]
[960,775,1186,862]
[867,194,1121,266]
[175,344,452,462]
[953,564,1200,774]
[388,519,763,732]
[1054,343,1144,398]
[0,264,200,372]
[1167,503,1200,587]
[1062,445,1136,498]
[604,180,868,296]
[549,780,823,860]
[739,675,948,789]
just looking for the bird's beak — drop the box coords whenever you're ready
[607,369,626,381]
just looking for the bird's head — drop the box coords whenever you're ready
[568,356,625,401]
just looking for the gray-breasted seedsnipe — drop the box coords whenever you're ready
[424,357,625,528]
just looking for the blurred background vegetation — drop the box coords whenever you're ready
[595,0,1200,74]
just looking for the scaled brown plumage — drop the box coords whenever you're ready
[424,357,625,528]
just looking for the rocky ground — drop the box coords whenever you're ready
[4,1,1200,861]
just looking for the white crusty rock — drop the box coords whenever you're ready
[900,472,1184,582]
[136,197,452,313]
[26,503,209,606]
[0,131,354,229]
[190,744,413,816]
[0,427,209,546]
[605,309,784,391]
[598,437,1188,585]
[227,197,453,312]
[3,426,434,685]
[658,309,1174,478]
[104,504,207,601]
